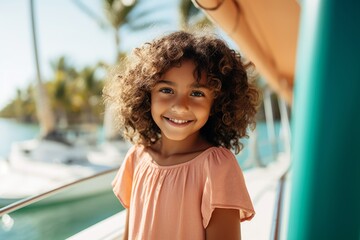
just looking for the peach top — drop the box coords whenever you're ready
[112,145,255,240]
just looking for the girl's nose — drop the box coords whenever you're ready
[171,95,189,113]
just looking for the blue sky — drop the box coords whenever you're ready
[0,0,180,109]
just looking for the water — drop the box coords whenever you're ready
[0,119,39,158]
[1,191,123,240]
[0,118,285,239]
[0,118,123,239]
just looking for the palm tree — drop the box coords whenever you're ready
[103,0,136,61]
[72,0,137,140]
[49,56,78,127]
[75,65,104,123]
[102,0,137,140]
[30,0,56,137]
[179,0,213,30]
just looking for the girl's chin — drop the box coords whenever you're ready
[161,130,200,143]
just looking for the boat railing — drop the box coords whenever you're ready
[270,167,289,240]
[0,167,118,217]
[244,86,291,169]
[260,88,292,240]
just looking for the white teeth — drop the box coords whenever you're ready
[168,118,189,124]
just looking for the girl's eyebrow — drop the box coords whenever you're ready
[191,82,210,89]
[156,80,175,86]
[157,79,210,89]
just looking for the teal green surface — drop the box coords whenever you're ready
[288,0,360,239]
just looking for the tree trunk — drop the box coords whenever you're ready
[30,0,56,136]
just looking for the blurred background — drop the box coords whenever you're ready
[0,0,288,239]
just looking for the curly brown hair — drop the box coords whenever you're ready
[103,30,260,154]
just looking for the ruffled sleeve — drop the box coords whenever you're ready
[201,148,255,228]
[112,145,137,208]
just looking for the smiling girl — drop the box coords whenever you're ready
[104,30,259,240]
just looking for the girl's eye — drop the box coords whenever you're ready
[159,88,173,94]
[191,91,205,97]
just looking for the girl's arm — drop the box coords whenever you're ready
[122,209,130,240]
[205,208,241,240]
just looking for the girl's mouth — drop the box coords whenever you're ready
[164,117,192,125]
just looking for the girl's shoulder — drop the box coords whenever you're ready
[209,146,235,156]
[200,146,237,163]
[201,147,241,172]
[122,144,147,165]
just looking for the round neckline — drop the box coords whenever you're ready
[145,146,218,169]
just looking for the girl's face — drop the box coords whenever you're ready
[151,60,214,142]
